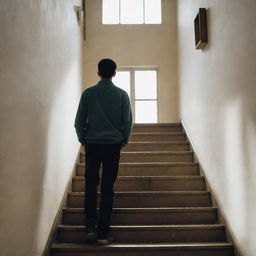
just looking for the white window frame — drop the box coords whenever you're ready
[115,67,159,123]
[102,0,162,25]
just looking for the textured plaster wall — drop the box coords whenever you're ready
[0,0,82,255]
[178,0,256,255]
[83,0,179,122]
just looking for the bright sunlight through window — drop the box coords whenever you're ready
[102,0,162,24]
[113,69,158,123]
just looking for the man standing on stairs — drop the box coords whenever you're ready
[74,58,133,245]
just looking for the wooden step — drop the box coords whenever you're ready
[80,151,194,163]
[76,162,200,176]
[57,224,226,243]
[67,191,212,208]
[51,242,234,256]
[123,141,190,151]
[130,132,187,141]
[51,123,235,256]
[72,176,206,192]
[80,141,190,152]
[132,123,183,133]
[62,207,218,225]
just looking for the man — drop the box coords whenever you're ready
[74,58,133,245]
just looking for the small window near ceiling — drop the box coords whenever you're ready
[102,0,162,25]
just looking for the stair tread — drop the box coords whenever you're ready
[126,141,189,144]
[58,224,224,230]
[51,242,233,251]
[133,123,182,127]
[73,176,204,180]
[132,132,185,135]
[63,207,217,212]
[69,191,210,195]
[81,141,189,147]
[77,162,198,166]
[81,151,193,155]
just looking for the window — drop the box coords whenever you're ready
[113,71,131,97]
[135,70,157,123]
[102,0,162,25]
[113,68,158,123]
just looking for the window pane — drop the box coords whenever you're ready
[120,0,144,24]
[145,0,162,24]
[112,71,131,97]
[102,0,119,24]
[135,101,157,123]
[135,71,157,99]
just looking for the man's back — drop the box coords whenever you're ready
[75,79,132,147]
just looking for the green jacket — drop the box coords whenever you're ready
[74,80,133,147]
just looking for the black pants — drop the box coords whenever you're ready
[84,143,121,235]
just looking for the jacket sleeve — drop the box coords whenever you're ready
[121,92,133,148]
[74,92,88,145]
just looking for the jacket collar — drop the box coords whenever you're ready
[97,80,114,86]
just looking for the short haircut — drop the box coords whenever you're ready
[98,58,117,79]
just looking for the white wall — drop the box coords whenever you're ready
[0,0,82,255]
[178,0,256,255]
[83,0,179,122]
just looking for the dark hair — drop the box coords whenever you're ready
[98,58,117,79]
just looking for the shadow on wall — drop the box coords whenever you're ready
[0,1,81,255]
[201,8,211,52]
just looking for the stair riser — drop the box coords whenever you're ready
[130,134,187,141]
[72,179,206,192]
[51,248,234,256]
[124,144,189,151]
[68,194,212,208]
[80,154,194,163]
[76,165,200,176]
[80,144,190,153]
[63,211,217,225]
[58,228,225,243]
[132,126,182,133]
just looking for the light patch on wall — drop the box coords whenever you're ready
[34,63,80,252]
[223,99,247,242]
[241,101,256,256]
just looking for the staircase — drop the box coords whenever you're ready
[51,123,235,256]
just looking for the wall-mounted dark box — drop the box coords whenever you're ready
[194,8,208,49]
